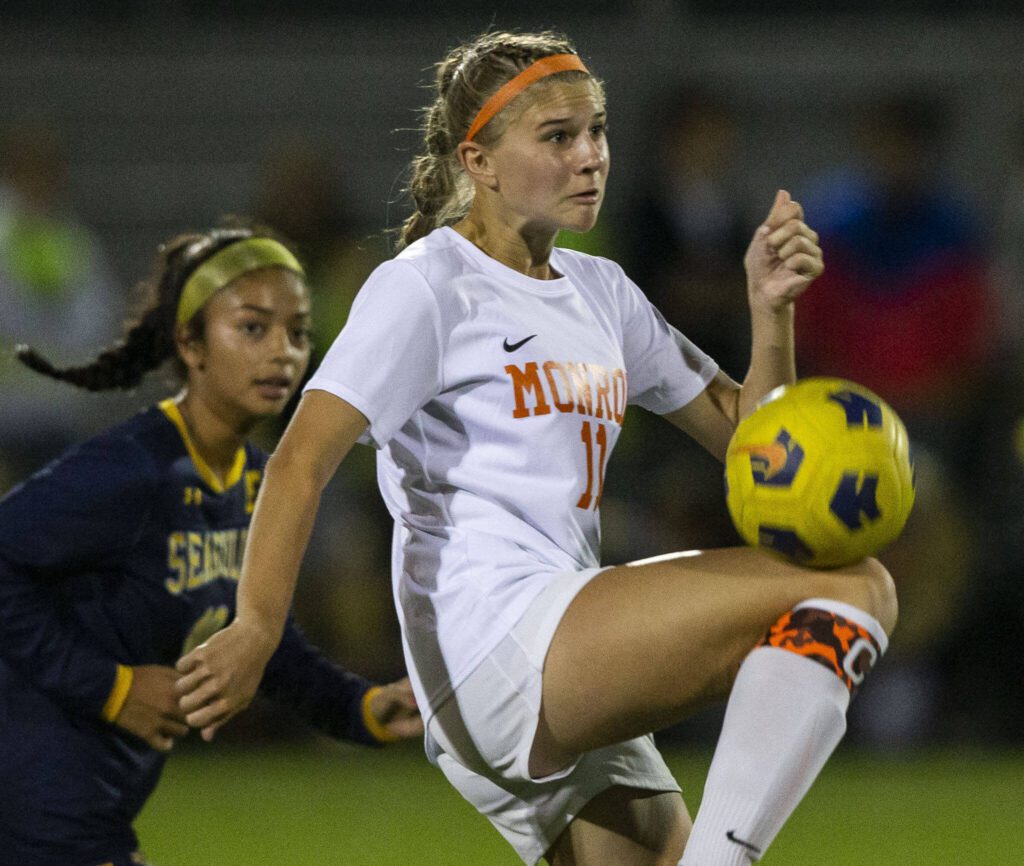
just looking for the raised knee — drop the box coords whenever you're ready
[865,557,898,635]
[808,557,897,636]
[841,557,898,636]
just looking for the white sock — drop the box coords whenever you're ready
[678,599,887,865]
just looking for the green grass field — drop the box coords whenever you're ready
[136,740,1022,864]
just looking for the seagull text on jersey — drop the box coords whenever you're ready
[505,361,627,423]
[165,528,249,594]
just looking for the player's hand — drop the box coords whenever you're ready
[174,618,278,742]
[744,189,824,311]
[114,665,190,752]
[368,677,423,741]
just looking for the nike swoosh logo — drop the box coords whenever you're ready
[503,334,537,352]
[726,830,762,857]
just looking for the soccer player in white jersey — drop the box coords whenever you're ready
[176,31,897,866]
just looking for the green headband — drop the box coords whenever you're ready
[176,237,305,325]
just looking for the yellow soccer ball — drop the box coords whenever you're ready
[724,377,915,568]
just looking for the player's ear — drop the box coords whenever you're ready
[175,322,206,373]
[456,140,499,191]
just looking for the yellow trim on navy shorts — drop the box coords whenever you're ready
[102,664,134,722]
[361,686,398,744]
[159,398,246,492]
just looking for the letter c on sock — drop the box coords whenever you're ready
[842,637,879,686]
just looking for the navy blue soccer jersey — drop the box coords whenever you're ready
[0,400,381,866]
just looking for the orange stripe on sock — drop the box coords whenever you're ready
[757,607,881,695]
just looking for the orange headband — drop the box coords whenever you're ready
[464,53,590,142]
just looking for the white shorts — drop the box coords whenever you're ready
[424,567,681,865]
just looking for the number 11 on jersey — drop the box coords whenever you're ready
[576,420,608,510]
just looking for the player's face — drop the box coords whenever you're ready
[488,79,608,236]
[190,267,312,425]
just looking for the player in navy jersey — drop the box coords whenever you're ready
[0,224,421,866]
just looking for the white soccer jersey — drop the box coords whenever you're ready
[305,227,718,715]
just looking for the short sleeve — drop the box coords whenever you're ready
[616,268,719,414]
[304,260,444,448]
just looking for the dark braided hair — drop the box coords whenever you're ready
[399,30,599,250]
[16,225,280,391]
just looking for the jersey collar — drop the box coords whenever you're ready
[159,398,247,493]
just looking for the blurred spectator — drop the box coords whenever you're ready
[622,86,752,379]
[601,87,751,585]
[797,94,1006,747]
[925,114,1024,745]
[251,135,386,357]
[250,136,401,678]
[797,94,998,470]
[0,121,123,488]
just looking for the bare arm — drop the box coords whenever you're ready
[664,189,823,461]
[175,389,368,741]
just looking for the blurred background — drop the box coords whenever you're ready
[2,0,1023,859]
